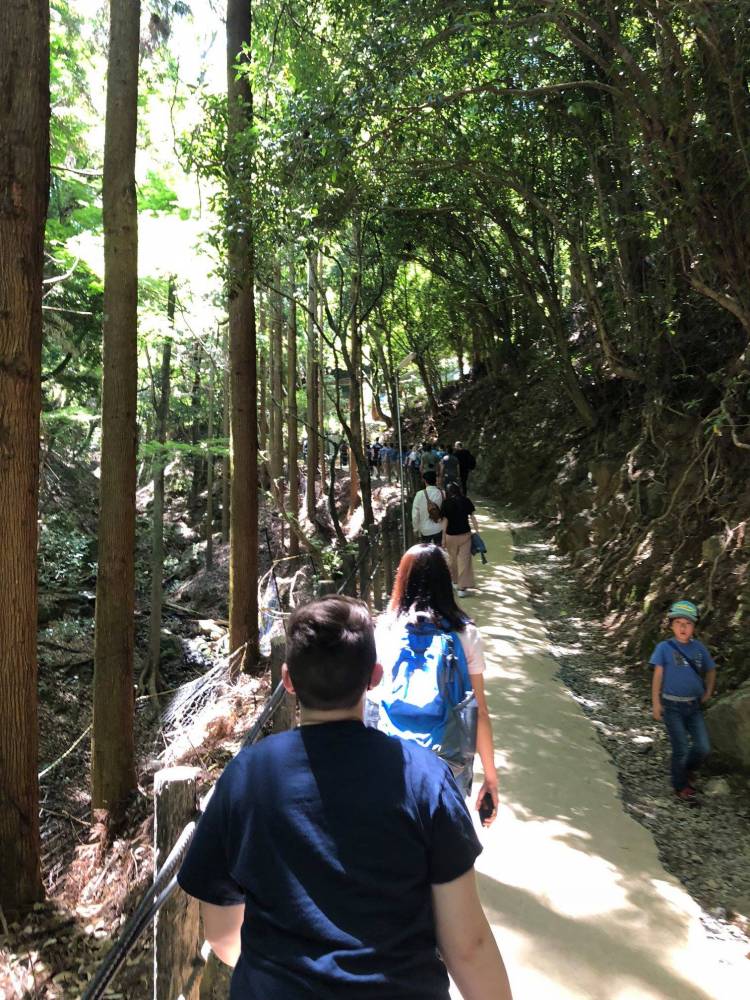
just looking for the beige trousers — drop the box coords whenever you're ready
[445,532,475,589]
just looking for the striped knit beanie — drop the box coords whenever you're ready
[667,599,699,623]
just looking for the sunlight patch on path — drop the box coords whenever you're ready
[451,502,750,1000]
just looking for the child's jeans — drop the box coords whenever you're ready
[662,698,711,791]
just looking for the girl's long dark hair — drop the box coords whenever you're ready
[389,544,467,630]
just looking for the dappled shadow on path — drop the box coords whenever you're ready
[456,504,746,1000]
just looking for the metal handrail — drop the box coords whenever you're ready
[81,680,287,1000]
[81,520,398,998]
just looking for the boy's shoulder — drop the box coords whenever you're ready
[649,638,674,663]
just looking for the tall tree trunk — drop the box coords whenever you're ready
[287,256,299,556]
[306,254,319,522]
[144,279,174,698]
[259,348,272,490]
[348,242,362,515]
[205,351,215,570]
[0,0,49,908]
[270,262,284,482]
[318,285,327,495]
[92,0,140,817]
[188,344,203,520]
[258,294,270,490]
[270,261,285,549]
[220,331,230,545]
[227,0,259,668]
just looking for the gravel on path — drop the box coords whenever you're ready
[509,517,750,959]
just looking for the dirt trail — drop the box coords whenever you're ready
[458,502,750,1000]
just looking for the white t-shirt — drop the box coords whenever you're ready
[411,486,444,536]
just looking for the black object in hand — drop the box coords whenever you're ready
[478,792,494,824]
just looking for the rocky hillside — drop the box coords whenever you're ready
[439,371,750,775]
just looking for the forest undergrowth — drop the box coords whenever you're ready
[1,457,403,998]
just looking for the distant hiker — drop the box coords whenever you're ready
[408,444,422,493]
[442,482,479,597]
[373,543,499,823]
[412,469,444,544]
[439,444,461,490]
[454,441,477,495]
[650,600,717,805]
[383,443,394,483]
[371,438,382,477]
[419,440,440,477]
[340,440,349,468]
[178,595,513,999]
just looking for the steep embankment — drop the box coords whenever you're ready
[439,371,750,774]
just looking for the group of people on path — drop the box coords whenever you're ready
[173,468,719,999]
[412,440,480,597]
[178,536,511,999]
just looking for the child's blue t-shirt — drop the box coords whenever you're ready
[177,720,481,999]
[650,639,716,699]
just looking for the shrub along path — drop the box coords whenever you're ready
[457,502,750,1000]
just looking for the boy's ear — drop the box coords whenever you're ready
[281,663,295,694]
[368,662,383,690]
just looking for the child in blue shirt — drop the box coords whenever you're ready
[650,600,717,803]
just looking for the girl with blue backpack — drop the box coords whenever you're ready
[373,544,499,826]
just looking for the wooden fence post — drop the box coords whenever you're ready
[270,633,295,732]
[154,767,202,1000]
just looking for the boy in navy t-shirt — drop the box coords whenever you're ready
[178,595,513,1000]
[650,600,717,804]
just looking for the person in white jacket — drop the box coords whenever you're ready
[412,470,445,543]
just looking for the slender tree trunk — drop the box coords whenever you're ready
[259,348,272,491]
[318,284,327,495]
[92,0,140,816]
[258,294,271,491]
[188,344,203,520]
[227,0,259,668]
[306,254,319,522]
[287,256,299,556]
[145,279,174,697]
[0,0,49,909]
[414,353,440,423]
[348,249,362,514]
[270,262,284,482]
[220,332,230,545]
[205,347,215,570]
[270,261,285,549]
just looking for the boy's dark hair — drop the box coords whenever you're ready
[286,595,376,710]
[423,469,437,485]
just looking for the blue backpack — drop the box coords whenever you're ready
[379,620,477,792]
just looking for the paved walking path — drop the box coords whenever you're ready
[457,502,750,1000]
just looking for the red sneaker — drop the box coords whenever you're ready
[676,787,698,805]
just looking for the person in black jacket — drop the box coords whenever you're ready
[454,441,476,495]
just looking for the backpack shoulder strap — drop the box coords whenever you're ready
[437,630,471,704]
[666,640,705,683]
